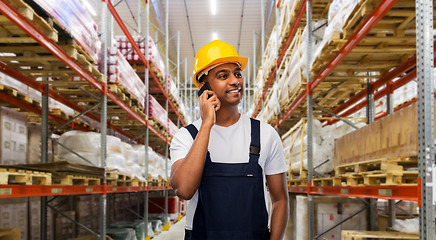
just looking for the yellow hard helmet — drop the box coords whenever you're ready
[193,40,248,88]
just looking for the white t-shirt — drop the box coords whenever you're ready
[170,114,287,230]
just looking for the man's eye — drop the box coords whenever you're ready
[235,72,242,78]
[218,74,227,79]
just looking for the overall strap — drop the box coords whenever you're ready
[185,124,199,140]
[249,118,261,158]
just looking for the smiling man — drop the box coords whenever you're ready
[170,40,289,240]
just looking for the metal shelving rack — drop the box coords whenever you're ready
[0,0,183,239]
[252,0,435,239]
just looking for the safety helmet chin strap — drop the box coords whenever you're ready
[197,62,241,81]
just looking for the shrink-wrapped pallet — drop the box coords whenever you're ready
[257,81,280,124]
[121,142,146,182]
[56,131,128,175]
[33,0,101,62]
[148,95,168,128]
[107,47,146,108]
[282,119,336,175]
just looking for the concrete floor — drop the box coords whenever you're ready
[152,217,186,240]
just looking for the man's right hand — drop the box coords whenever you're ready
[199,90,220,128]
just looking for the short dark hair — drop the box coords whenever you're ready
[198,74,208,84]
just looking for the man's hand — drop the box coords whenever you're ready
[199,90,220,128]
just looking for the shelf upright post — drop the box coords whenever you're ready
[366,75,377,232]
[261,0,265,68]
[305,1,315,239]
[185,58,188,122]
[386,80,395,228]
[144,0,150,238]
[163,0,170,230]
[253,31,256,100]
[416,0,435,238]
[40,84,49,240]
[275,4,280,112]
[247,58,251,114]
[100,2,112,239]
[177,31,180,92]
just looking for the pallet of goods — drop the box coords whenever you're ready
[332,102,432,186]
[278,0,332,51]
[341,230,419,240]
[0,0,104,82]
[281,118,338,186]
[107,46,147,112]
[310,0,436,94]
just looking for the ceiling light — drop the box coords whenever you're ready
[212,32,218,41]
[211,0,216,15]
[83,0,97,16]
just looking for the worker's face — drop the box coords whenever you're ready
[207,63,243,106]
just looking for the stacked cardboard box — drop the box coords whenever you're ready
[0,198,28,240]
[27,123,41,164]
[28,197,54,240]
[74,196,93,238]
[90,195,100,234]
[0,107,27,165]
[55,210,76,240]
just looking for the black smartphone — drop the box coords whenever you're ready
[198,82,212,98]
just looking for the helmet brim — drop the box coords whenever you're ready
[193,56,248,88]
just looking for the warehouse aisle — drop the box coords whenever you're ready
[153,217,186,240]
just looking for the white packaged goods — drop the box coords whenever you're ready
[107,47,146,108]
[121,142,146,182]
[32,0,101,62]
[0,198,28,240]
[313,0,360,62]
[392,218,419,233]
[149,94,175,130]
[296,196,367,240]
[168,119,179,137]
[282,119,336,174]
[0,106,27,165]
[147,147,170,180]
[56,131,128,176]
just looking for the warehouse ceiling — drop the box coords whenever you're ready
[90,0,276,90]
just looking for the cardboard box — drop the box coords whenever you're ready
[27,123,41,164]
[0,228,20,240]
[334,102,436,166]
[0,198,28,240]
[55,210,75,240]
[0,107,27,165]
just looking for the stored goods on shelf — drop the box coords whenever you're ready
[334,102,435,166]
[74,196,93,238]
[341,230,419,239]
[0,106,27,165]
[147,147,170,182]
[148,197,179,222]
[295,195,367,240]
[121,143,146,182]
[148,94,179,137]
[107,47,146,108]
[29,197,54,240]
[110,220,146,240]
[55,210,75,240]
[282,119,337,176]
[32,0,101,62]
[257,81,280,124]
[0,198,28,240]
[0,228,21,239]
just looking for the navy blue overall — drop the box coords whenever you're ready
[184,118,269,240]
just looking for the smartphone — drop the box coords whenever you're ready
[198,82,212,98]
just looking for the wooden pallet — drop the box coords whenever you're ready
[311,0,436,86]
[0,167,52,185]
[341,230,419,240]
[288,178,308,186]
[59,175,101,186]
[312,177,341,186]
[278,0,332,52]
[1,0,58,42]
[333,170,418,186]
[106,171,146,186]
[335,157,418,176]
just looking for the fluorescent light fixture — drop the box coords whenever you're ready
[83,0,97,16]
[211,0,217,15]
[212,32,218,40]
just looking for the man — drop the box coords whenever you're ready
[170,40,289,240]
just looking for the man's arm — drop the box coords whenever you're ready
[170,90,220,200]
[266,173,289,240]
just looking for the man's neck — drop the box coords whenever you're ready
[215,106,240,127]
